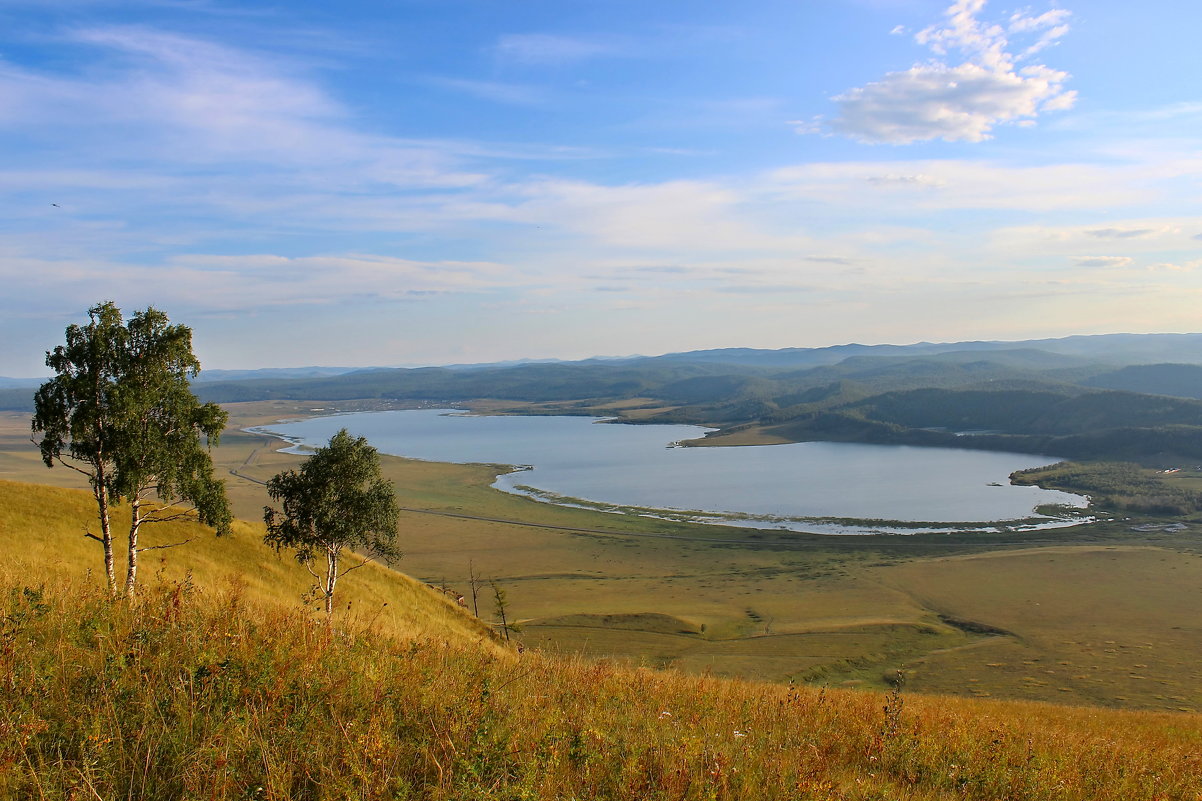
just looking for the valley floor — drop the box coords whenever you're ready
[5,401,1202,711]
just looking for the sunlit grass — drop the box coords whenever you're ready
[0,478,497,648]
[2,573,1200,800]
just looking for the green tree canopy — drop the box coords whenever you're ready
[32,301,230,596]
[263,429,401,616]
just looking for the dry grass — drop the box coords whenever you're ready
[3,574,1200,800]
[3,470,1202,799]
[0,479,497,648]
[878,547,1202,709]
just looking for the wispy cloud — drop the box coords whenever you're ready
[991,218,1199,252]
[0,251,521,316]
[1085,227,1161,239]
[865,173,946,188]
[425,76,546,105]
[802,0,1074,144]
[1074,256,1134,268]
[767,159,1160,212]
[1146,260,1201,272]
[0,25,485,190]
[494,33,617,65]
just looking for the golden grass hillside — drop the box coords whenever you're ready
[4,478,1202,799]
[0,479,496,648]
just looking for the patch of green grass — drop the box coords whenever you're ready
[878,547,1202,710]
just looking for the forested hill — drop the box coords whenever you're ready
[6,332,1202,462]
[1082,363,1202,399]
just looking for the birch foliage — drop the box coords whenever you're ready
[32,301,231,596]
[263,429,401,616]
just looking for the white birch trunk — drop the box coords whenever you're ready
[96,478,116,595]
[324,547,339,617]
[125,498,142,599]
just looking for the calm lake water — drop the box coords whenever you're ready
[252,409,1087,535]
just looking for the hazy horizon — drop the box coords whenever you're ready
[5,330,1202,380]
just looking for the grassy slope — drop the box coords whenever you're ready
[0,479,496,648]
[3,482,1201,800]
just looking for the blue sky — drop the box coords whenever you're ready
[2,0,1200,374]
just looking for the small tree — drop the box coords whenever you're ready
[489,579,520,645]
[263,429,401,616]
[32,302,125,592]
[32,301,231,596]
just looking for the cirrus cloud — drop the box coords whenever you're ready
[494,34,618,65]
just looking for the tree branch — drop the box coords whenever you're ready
[30,438,96,478]
[337,553,377,579]
[135,538,193,553]
[139,510,199,524]
[83,530,105,544]
[302,560,323,583]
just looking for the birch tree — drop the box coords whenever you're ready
[32,302,126,592]
[108,306,231,596]
[263,429,400,616]
[32,301,231,596]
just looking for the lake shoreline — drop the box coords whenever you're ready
[251,406,1089,537]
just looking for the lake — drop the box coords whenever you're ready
[251,409,1087,535]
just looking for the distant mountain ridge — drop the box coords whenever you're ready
[643,333,1202,370]
[5,332,1202,388]
[194,366,365,382]
[6,332,1202,462]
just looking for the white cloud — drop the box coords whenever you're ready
[865,172,946,188]
[1084,227,1163,239]
[813,0,1074,144]
[1146,260,1201,272]
[1074,256,1134,268]
[991,218,1199,252]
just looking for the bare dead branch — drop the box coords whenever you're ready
[135,538,193,553]
[139,510,200,524]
